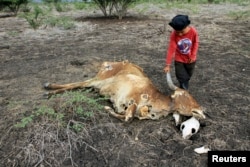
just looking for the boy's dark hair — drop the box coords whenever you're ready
[169,15,191,31]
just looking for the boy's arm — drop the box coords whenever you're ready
[190,29,199,61]
[166,32,177,65]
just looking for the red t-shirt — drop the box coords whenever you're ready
[165,26,199,65]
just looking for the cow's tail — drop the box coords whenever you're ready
[166,73,178,90]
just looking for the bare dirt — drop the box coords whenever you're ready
[0,3,249,167]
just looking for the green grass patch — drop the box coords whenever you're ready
[15,89,108,130]
[228,10,250,20]
[44,16,75,29]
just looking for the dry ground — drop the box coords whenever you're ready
[0,2,249,167]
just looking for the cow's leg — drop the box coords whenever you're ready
[104,103,137,122]
[124,103,137,122]
[104,106,126,120]
[44,81,88,90]
[44,86,83,98]
[44,79,95,97]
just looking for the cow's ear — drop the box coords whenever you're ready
[192,110,206,119]
[141,94,149,100]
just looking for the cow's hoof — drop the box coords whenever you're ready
[104,106,116,115]
[125,116,134,123]
[43,82,51,89]
[104,106,113,111]
[43,92,50,99]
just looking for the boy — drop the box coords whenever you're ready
[163,15,199,90]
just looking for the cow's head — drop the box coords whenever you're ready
[166,73,206,119]
[171,89,206,119]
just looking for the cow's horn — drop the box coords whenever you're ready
[166,73,178,90]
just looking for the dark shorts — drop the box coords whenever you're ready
[174,61,196,84]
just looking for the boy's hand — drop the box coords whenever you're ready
[164,65,171,73]
[188,58,195,63]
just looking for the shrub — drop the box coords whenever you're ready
[42,0,61,3]
[0,0,29,15]
[21,5,43,29]
[113,0,136,19]
[93,0,136,19]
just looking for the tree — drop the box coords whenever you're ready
[113,0,136,20]
[93,0,113,17]
[0,0,29,15]
[93,0,136,19]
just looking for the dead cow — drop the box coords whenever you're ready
[44,60,205,122]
